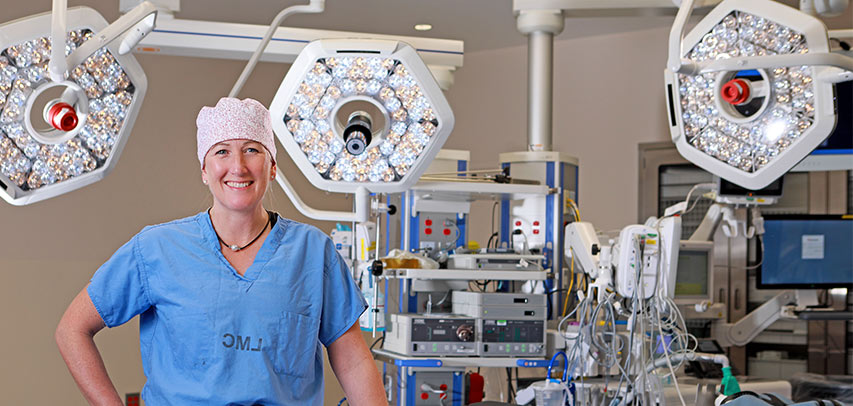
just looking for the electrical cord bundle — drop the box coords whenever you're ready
[555,228,697,405]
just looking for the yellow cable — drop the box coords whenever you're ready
[563,248,574,316]
[567,198,581,221]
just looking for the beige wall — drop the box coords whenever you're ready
[1,1,850,404]
[444,23,676,239]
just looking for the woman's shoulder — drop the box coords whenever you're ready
[136,211,207,240]
[275,216,328,240]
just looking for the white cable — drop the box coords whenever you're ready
[681,183,717,216]
[657,302,687,406]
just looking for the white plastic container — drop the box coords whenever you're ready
[530,380,567,406]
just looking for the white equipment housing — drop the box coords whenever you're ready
[564,221,602,277]
[614,225,660,300]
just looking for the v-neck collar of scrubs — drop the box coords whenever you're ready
[201,210,286,281]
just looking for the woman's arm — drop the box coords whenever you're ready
[55,286,123,406]
[327,322,388,406]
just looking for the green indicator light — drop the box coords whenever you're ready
[747,197,754,201]
[432,343,437,351]
[648,233,657,237]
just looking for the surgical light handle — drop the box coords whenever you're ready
[229,0,325,98]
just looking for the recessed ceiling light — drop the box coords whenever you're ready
[414,24,432,31]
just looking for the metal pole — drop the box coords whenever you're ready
[373,208,381,337]
[516,9,564,152]
[527,30,554,152]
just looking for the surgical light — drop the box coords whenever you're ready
[665,0,852,190]
[0,5,153,205]
[270,39,454,194]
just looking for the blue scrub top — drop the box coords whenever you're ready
[87,211,367,405]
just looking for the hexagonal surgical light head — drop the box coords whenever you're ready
[665,0,836,190]
[269,39,455,194]
[0,7,147,205]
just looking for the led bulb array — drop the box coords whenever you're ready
[282,56,440,184]
[0,29,136,191]
[677,11,815,174]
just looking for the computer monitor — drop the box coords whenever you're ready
[758,215,853,289]
[675,240,714,302]
[793,80,853,172]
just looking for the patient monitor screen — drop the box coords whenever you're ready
[676,250,710,297]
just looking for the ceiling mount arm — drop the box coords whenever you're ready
[228,0,325,98]
[668,0,700,74]
[48,0,68,82]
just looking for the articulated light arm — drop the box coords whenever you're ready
[65,2,158,70]
[668,0,698,73]
[274,169,369,223]
[229,0,325,98]
[691,52,853,80]
[668,0,853,79]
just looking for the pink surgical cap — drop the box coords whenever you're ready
[196,97,276,167]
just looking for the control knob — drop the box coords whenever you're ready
[456,324,474,342]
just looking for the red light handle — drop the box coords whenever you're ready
[47,102,79,131]
[720,79,751,105]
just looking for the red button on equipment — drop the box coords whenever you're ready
[425,219,433,226]
[421,393,429,400]
[515,221,521,226]
[533,221,540,226]
[443,229,451,235]
[425,228,432,235]
[440,384,447,391]
[533,230,540,235]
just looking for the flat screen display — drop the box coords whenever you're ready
[758,215,853,289]
[812,80,852,154]
[676,250,710,297]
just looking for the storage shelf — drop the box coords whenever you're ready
[373,348,548,368]
[410,180,551,202]
[382,268,548,281]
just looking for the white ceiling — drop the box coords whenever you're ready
[172,0,685,53]
[170,0,852,54]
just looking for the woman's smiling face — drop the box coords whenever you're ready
[202,139,274,213]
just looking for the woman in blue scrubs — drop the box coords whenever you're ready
[55,97,386,405]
